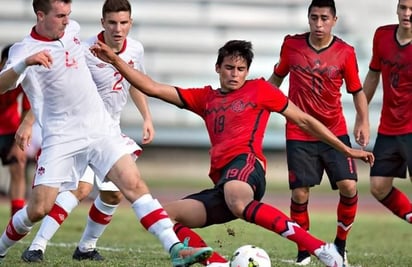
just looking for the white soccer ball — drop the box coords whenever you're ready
[229,245,271,267]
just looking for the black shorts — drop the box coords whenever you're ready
[370,133,412,178]
[0,134,17,165]
[286,135,357,190]
[184,153,266,227]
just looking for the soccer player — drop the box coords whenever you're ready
[363,0,412,229]
[91,39,375,267]
[0,1,212,266]
[267,0,370,265]
[0,44,30,216]
[19,0,155,263]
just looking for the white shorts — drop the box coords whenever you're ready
[33,133,141,192]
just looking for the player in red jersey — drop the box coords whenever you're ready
[90,39,375,267]
[363,0,412,228]
[267,0,370,265]
[0,44,30,216]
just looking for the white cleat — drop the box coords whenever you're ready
[314,243,343,267]
[206,262,230,267]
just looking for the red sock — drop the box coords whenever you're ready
[173,223,227,265]
[336,192,358,241]
[243,200,324,254]
[89,203,112,225]
[381,187,412,223]
[5,218,28,241]
[11,199,25,216]
[290,199,309,252]
[48,204,69,225]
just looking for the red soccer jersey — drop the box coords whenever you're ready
[0,84,30,135]
[369,24,412,135]
[177,78,288,184]
[274,33,362,141]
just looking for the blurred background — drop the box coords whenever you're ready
[0,0,396,192]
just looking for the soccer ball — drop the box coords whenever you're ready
[229,245,271,267]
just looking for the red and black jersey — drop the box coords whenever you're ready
[274,32,362,141]
[0,84,30,135]
[369,24,412,135]
[177,78,288,184]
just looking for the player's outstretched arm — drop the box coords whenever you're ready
[90,41,183,107]
[282,100,374,165]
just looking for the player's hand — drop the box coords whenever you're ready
[90,41,116,64]
[353,125,370,148]
[26,50,53,68]
[15,121,33,151]
[141,120,155,144]
[348,148,374,166]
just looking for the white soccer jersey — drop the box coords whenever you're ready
[3,21,115,154]
[84,32,145,125]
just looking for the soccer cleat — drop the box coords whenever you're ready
[170,238,213,267]
[21,248,44,263]
[342,251,348,267]
[0,254,4,264]
[295,250,311,266]
[72,247,104,261]
[206,262,230,267]
[314,243,343,267]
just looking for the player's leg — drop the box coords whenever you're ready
[222,154,343,267]
[286,140,322,265]
[0,184,59,261]
[99,150,212,266]
[73,134,138,261]
[323,135,359,264]
[73,189,122,261]
[0,135,27,216]
[370,134,412,223]
[164,195,229,266]
[21,168,95,262]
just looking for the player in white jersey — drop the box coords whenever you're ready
[19,0,155,262]
[0,1,212,266]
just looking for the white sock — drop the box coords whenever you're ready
[78,195,118,252]
[132,194,179,252]
[29,191,79,252]
[0,207,33,256]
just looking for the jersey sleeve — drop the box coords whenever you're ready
[273,36,291,78]
[369,28,381,72]
[343,47,362,93]
[257,79,288,113]
[176,86,211,115]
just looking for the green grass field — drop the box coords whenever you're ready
[0,151,411,266]
[0,186,411,267]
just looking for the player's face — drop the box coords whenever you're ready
[397,0,412,29]
[101,11,132,52]
[216,55,249,92]
[36,1,71,40]
[308,7,336,41]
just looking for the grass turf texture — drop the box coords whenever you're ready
[0,185,411,266]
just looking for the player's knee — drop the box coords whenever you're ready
[26,204,51,222]
[100,190,123,205]
[72,183,93,201]
[227,201,246,218]
[370,183,390,200]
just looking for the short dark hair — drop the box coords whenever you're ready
[102,0,132,17]
[216,40,254,69]
[33,0,72,14]
[0,44,13,67]
[308,0,336,17]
